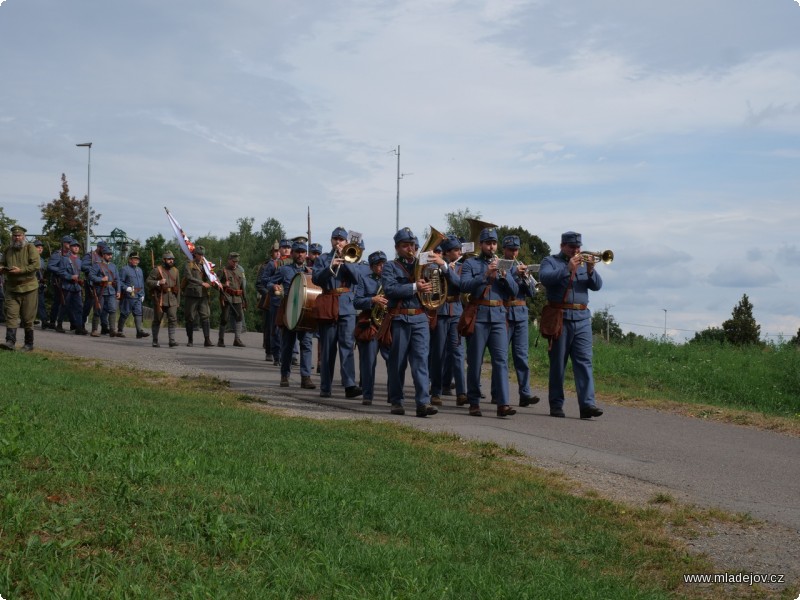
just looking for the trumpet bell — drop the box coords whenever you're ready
[580,250,614,265]
[341,243,362,263]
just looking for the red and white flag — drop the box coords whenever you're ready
[164,207,221,287]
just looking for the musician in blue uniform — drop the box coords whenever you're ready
[502,234,540,407]
[89,246,121,337]
[271,242,316,389]
[460,227,518,417]
[117,251,148,339]
[539,231,604,419]
[382,227,438,417]
[311,227,362,399]
[353,250,389,406]
[58,239,87,334]
[429,235,467,407]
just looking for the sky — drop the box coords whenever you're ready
[1,0,799,342]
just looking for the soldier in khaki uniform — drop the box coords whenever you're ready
[0,226,40,351]
[217,251,247,347]
[146,250,181,348]
[183,245,213,347]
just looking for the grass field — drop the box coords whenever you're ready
[0,351,734,599]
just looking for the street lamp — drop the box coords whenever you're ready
[76,142,92,250]
[662,308,667,336]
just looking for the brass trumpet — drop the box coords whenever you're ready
[579,250,614,265]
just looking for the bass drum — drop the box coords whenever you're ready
[284,272,321,331]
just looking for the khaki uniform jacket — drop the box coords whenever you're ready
[0,242,39,293]
[182,260,210,298]
[218,265,246,305]
[146,264,181,307]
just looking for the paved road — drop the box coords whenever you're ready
[29,327,800,532]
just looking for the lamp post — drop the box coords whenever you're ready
[76,142,92,250]
[662,308,667,337]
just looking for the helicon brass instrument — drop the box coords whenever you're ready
[459,218,499,262]
[370,284,387,328]
[414,226,448,310]
[579,249,614,265]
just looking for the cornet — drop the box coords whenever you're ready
[579,250,614,265]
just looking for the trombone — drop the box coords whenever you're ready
[329,232,363,276]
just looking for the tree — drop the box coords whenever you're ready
[0,206,18,247]
[789,327,800,347]
[443,207,482,241]
[592,307,623,342]
[721,294,761,346]
[689,326,728,345]
[39,173,100,250]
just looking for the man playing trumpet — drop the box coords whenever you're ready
[539,231,604,419]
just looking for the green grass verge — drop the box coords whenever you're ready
[2,352,718,598]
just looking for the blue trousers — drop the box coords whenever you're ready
[467,320,509,406]
[430,315,465,396]
[64,290,83,330]
[547,318,596,410]
[318,314,357,394]
[507,318,532,397]
[281,329,313,377]
[357,337,388,400]
[387,318,430,408]
[97,294,118,329]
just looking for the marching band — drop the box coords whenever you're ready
[2,221,608,420]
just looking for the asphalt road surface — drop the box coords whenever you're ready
[26,326,800,533]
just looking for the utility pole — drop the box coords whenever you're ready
[391,145,412,231]
[662,308,668,337]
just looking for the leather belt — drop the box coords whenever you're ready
[445,295,460,302]
[322,287,350,295]
[549,302,587,310]
[392,308,424,316]
[504,300,527,307]
[476,299,503,307]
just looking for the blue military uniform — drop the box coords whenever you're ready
[429,236,466,405]
[460,227,519,417]
[272,242,316,388]
[57,241,86,334]
[258,239,292,364]
[539,231,604,418]
[353,250,389,405]
[311,227,361,398]
[89,250,121,336]
[501,235,539,407]
[382,227,436,417]
[117,252,148,338]
[81,244,106,332]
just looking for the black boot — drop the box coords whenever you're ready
[20,329,34,352]
[1,328,17,351]
[186,323,194,347]
[202,320,213,347]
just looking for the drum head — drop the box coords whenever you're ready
[285,273,306,330]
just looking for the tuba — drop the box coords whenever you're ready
[414,226,448,310]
